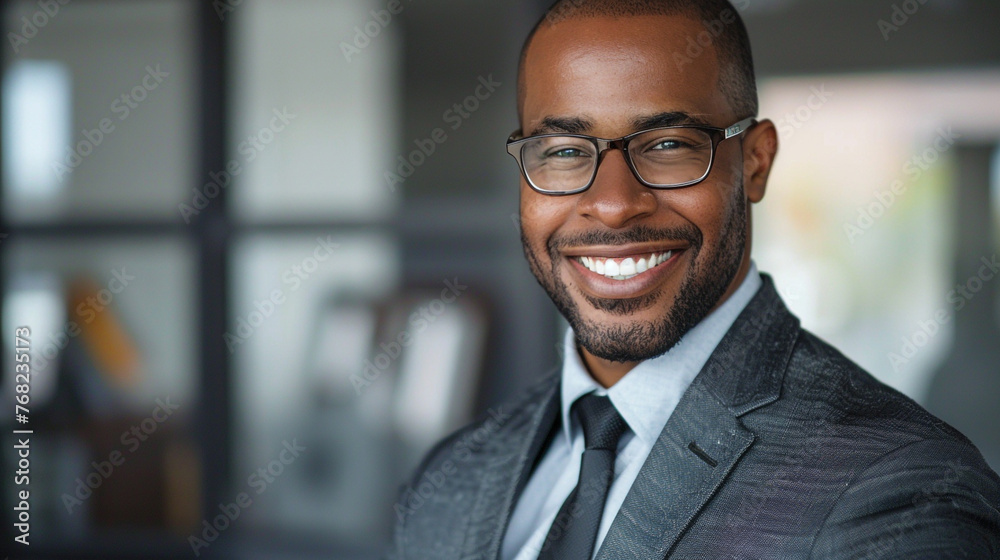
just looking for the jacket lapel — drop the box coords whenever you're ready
[596,275,800,560]
[460,371,562,560]
[593,382,754,559]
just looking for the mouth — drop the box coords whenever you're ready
[572,250,678,280]
[562,245,687,300]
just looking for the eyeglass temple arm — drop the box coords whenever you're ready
[724,117,757,139]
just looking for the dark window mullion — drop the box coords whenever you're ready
[195,0,231,527]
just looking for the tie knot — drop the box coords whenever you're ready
[573,393,628,451]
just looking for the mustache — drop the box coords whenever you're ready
[547,224,702,255]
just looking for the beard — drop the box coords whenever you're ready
[521,187,747,363]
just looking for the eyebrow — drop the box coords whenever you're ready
[631,111,713,130]
[527,111,713,137]
[529,116,594,136]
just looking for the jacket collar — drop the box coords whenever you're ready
[595,273,800,559]
[461,274,800,560]
[689,272,800,416]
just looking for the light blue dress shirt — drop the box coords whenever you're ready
[501,262,762,560]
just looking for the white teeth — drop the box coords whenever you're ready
[619,258,636,276]
[604,259,620,276]
[576,250,676,280]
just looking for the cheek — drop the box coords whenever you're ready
[520,187,570,252]
[717,141,746,180]
[656,184,730,234]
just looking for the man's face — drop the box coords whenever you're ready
[518,15,758,364]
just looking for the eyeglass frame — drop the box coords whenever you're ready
[505,117,757,195]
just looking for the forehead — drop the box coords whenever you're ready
[521,15,731,134]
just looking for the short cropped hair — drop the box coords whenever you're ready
[517,0,758,123]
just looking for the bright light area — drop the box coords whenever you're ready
[2,60,71,200]
[755,71,1000,403]
[3,273,65,407]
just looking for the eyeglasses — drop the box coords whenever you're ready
[505,117,756,195]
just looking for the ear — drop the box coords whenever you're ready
[741,119,778,204]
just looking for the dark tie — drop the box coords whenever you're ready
[537,393,628,560]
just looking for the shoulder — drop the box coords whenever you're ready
[779,330,1000,556]
[785,328,965,443]
[403,367,559,488]
[385,370,560,558]
[809,432,1000,558]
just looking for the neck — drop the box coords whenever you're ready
[579,350,639,388]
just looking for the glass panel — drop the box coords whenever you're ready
[993,146,1000,250]
[231,232,399,544]
[2,0,197,223]
[755,71,1000,402]
[229,0,400,222]
[1,236,198,544]
[2,60,71,211]
[991,147,1000,334]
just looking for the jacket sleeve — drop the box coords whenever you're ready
[380,424,474,560]
[810,437,1000,559]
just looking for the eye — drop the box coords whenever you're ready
[546,147,588,158]
[649,138,689,151]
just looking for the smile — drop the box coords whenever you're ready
[574,250,676,281]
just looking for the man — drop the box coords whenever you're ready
[386,1,1000,558]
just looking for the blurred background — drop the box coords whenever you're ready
[0,0,997,558]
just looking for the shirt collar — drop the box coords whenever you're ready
[559,261,763,447]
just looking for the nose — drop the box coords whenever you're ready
[575,148,658,229]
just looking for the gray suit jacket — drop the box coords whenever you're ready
[386,275,1000,559]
